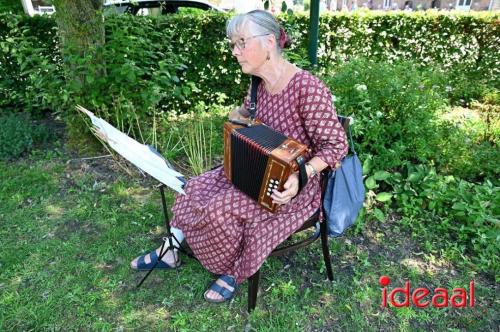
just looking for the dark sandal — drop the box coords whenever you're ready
[132,249,178,271]
[204,275,238,303]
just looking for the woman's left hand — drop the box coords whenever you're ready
[271,172,299,206]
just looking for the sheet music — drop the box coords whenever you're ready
[77,106,186,195]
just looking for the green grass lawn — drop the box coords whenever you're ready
[0,149,498,331]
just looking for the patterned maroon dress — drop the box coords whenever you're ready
[171,70,348,284]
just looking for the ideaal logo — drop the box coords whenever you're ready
[380,275,475,308]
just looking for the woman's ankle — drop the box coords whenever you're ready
[158,247,179,265]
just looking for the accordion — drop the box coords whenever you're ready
[223,121,308,213]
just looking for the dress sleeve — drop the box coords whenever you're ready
[298,77,349,169]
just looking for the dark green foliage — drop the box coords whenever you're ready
[0,113,33,160]
[324,58,498,276]
[0,0,24,14]
[323,58,499,182]
[147,12,245,111]
[0,112,53,160]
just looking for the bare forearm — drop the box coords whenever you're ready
[305,157,329,178]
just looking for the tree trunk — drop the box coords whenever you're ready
[52,0,105,97]
[52,0,106,151]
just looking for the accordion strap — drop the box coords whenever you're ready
[248,76,261,120]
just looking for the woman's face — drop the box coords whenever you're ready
[230,25,269,75]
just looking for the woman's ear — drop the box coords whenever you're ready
[265,34,276,51]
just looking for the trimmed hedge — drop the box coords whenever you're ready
[0,11,498,115]
[0,0,24,14]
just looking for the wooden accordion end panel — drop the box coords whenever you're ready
[223,121,308,213]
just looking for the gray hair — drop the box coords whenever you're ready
[226,10,283,53]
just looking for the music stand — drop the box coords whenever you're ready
[76,105,196,287]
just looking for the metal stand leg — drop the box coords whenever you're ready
[136,185,195,288]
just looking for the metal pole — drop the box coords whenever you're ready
[21,0,35,16]
[308,0,320,66]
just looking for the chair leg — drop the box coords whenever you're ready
[247,269,260,312]
[320,221,334,281]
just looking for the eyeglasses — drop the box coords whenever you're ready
[228,34,270,51]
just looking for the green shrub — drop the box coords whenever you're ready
[69,15,186,128]
[323,58,446,171]
[0,113,31,160]
[434,117,499,182]
[0,113,56,161]
[0,14,62,114]
[0,113,34,160]
[388,164,499,276]
[0,0,24,14]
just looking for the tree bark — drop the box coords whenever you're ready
[52,0,105,96]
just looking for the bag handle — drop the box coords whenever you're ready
[347,123,356,155]
[338,115,356,155]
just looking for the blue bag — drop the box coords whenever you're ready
[323,123,365,237]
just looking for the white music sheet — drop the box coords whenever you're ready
[77,105,185,195]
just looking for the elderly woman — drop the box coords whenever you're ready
[131,9,348,303]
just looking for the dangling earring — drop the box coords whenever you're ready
[266,52,270,61]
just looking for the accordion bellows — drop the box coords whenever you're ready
[223,121,308,213]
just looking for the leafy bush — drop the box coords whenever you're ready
[0,14,62,114]
[69,15,186,129]
[325,57,499,182]
[0,113,33,160]
[317,11,500,78]
[0,0,24,14]
[434,116,499,182]
[0,113,53,160]
[323,58,446,171]
[389,164,499,276]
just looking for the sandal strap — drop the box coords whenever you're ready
[149,249,159,263]
[209,283,235,300]
[219,275,236,287]
[137,254,147,267]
